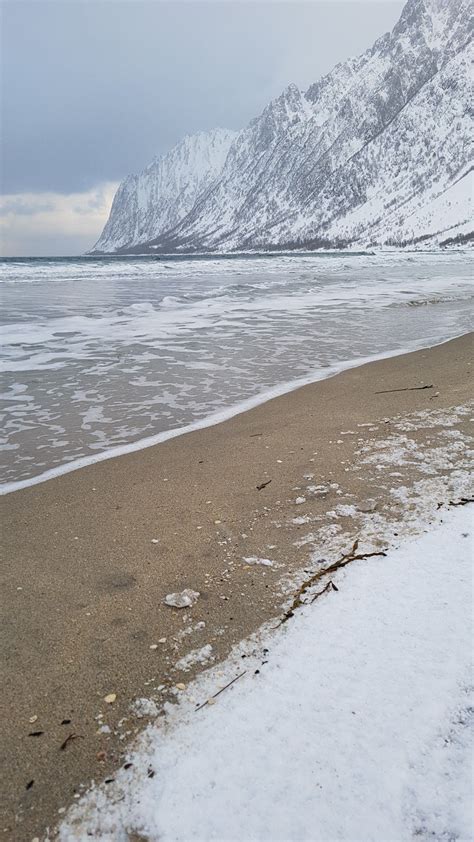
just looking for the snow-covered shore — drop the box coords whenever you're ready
[60,503,473,841]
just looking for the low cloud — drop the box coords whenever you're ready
[0,197,56,216]
[0,183,118,256]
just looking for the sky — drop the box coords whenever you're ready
[1,0,404,256]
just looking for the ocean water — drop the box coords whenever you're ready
[1,251,472,492]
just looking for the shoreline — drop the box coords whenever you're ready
[1,330,468,496]
[3,246,472,260]
[1,333,472,840]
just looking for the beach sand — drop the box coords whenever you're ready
[1,333,472,840]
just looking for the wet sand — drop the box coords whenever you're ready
[1,333,472,840]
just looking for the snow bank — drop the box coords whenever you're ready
[60,505,473,842]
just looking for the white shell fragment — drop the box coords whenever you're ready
[164,589,200,609]
[243,557,274,567]
[174,644,214,672]
[131,698,159,718]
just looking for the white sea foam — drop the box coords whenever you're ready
[0,251,472,491]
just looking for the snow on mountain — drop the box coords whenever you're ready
[92,128,237,253]
[92,0,472,254]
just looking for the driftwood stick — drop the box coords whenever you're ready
[375,384,433,394]
[195,671,247,711]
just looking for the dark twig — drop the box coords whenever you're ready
[256,479,272,491]
[310,581,334,603]
[447,497,474,507]
[278,539,387,625]
[375,384,433,394]
[195,671,247,711]
[60,733,84,751]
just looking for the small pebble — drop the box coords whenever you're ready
[149,644,158,650]
[103,693,117,704]
[29,715,38,724]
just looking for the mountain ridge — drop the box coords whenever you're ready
[91,0,472,254]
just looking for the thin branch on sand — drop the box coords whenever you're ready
[279,539,387,625]
[375,384,433,394]
[195,671,247,712]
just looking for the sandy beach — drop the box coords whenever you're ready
[1,333,472,840]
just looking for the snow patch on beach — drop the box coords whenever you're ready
[59,505,473,842]
[174,645,214,672]
[130,698,160,719]
[174,621,206,642]
[59,401,474,841]
[280,401,473,598]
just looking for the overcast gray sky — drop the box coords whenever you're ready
[1,0,404,255]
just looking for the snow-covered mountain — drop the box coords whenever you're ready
[91,0,473,254]
[93,129,237,253]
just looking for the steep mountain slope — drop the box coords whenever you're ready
[92,129,237,252]
[92,0,472,253]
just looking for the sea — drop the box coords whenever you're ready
[1,250,472,493]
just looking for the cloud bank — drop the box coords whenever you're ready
[0,184,118,256]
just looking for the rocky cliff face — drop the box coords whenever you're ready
[92,0,472,254]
